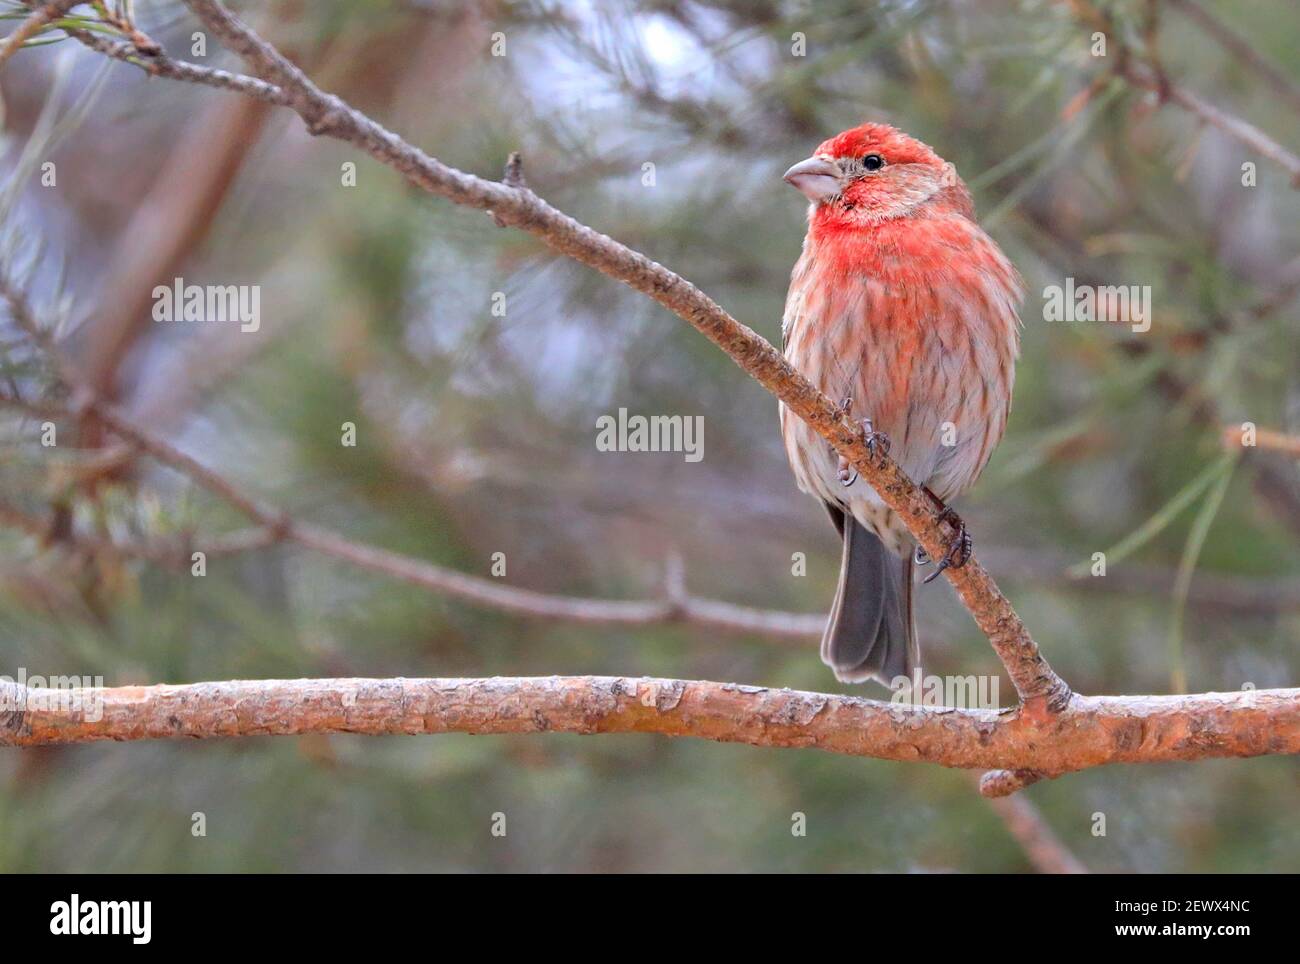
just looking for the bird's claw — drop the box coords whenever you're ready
[837,456,857,487]
[922,508,972,585]
[862,418,891,463]
[831,398,889,486]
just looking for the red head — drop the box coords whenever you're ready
[783,123,972,229]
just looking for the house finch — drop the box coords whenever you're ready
[780,123,1022,686]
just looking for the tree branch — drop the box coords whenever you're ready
[1221,424,1300,459]
[1063,0,1300,186]
[0,401,824,641]
[1122,61,1300,186]
[1,676,1294,779]
[979,787,1088,873]
[59,23,288,105]
[49,0,1067,708]
[1167,0,1300,118]
[0,0,80,69]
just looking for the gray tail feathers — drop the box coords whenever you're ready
[820,504,918,686]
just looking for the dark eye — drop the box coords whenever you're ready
[862,154,884,171]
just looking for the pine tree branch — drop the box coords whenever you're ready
[1,676,1294,783]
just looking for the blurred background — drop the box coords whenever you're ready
[0,0,1297,872]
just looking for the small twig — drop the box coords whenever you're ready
[1167,0,1300,118]
[0,394,826,641]
[491,151,528,226]
[979,767,1045,798]
[503,150,526,189]
[1123,61,1300,187]
[61,24,288,105]
[979,782,1088,874]
[1063,0,1300,187]
[1221,424,1300,459]
[0,0,81,70]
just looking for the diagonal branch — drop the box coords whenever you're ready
[1062,0,1300,186]
[53,0,1065,708]
[0,0,80,69]
[979,786,1088,873]
[1121,61,1300,186]
[1167,0,1300,118]
[1,676,1295,783]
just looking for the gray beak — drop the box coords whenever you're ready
[783,156,841,202]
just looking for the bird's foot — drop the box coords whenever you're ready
[834,396,858,486]
[861,416,891,463]
[837,455,857,487]
[834,408,891,487]
[922,506,973,585]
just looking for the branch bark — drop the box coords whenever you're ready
[1,676,1294,780]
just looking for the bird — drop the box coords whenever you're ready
[779,122,1023,687]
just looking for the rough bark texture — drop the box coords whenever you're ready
[2,677,1295,778]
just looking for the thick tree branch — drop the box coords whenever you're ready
[1,676,1295,779]
[49,0,1066,708]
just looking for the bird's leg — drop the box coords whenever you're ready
[915,486,943,564]
[833,397,892,488]
[861,416,891,463]
[833,396,858,486]
[920,486,973,585]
